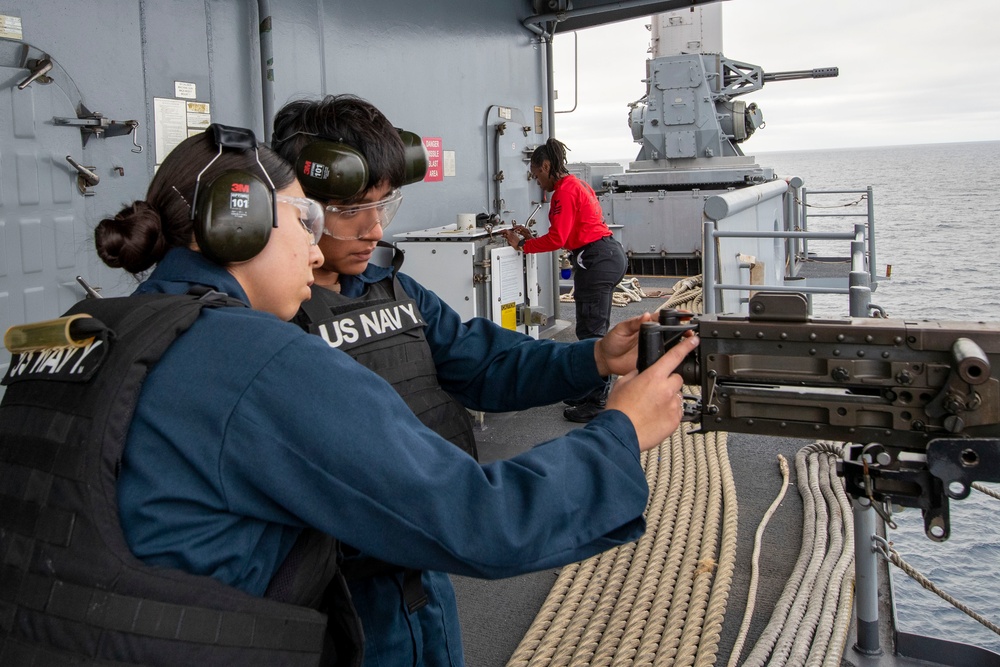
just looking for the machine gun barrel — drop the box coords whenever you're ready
[638,292,1000,540]
[762,66,839,82]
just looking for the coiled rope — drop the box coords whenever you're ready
[739,442,854,667]
[663,276,703,314]
[506,421,737,667]
[508,276,731,667]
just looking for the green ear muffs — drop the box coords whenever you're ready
[295,129,426,198]
[190,124,277,264]
[192,169,274,264]
[296,140,369,201]
[398,129,429,185]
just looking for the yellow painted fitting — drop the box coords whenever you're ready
[4,314,94,354]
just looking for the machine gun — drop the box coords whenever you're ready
[638,292,1000,542]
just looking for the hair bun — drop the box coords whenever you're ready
[94,200,170,274]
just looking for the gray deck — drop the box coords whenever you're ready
[454,277,813,666]
[794,256,854,281]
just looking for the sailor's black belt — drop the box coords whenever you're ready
[570,235,612,253]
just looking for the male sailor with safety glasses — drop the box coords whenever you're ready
[271,94,673,667]
[272,95,482,459]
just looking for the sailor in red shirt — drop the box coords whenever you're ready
[503,138,628,422]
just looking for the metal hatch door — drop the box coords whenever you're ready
[0,38,99,381]
[486,104,535,228]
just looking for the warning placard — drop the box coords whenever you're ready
[500,302,517,330]
[423,137,443,182]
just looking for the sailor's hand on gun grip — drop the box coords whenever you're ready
[594,312,654,377]
[606,333,700,452]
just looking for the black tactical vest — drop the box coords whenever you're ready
[294,265,477,459]
[0,292,361,666]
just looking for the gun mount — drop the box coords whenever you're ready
[626,55,838,168]
[603,52,839,277]
[639,293,1000,542]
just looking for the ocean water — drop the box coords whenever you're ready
[756,141,1000,653]
[757,141,1000,323]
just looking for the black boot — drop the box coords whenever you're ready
[563,401,604,423]
[563,380,610,422]
[563,380,608,408]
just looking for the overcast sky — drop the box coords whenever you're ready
[551,0,1000,160]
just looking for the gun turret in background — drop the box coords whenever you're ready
[629,56,839,163]
[595,3,846,279]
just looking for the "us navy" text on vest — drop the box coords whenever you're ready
[6,340,105,381]
[318,302,423,349]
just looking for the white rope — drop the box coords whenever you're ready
[740,442,853,667]
[726,455,790,667]
[972,481,1000,501]
[792,194,867,209]
[561,278,648,306]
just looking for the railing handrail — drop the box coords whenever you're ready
[703,181,877,317]
[799,185,877,289]
[703,179,788,221]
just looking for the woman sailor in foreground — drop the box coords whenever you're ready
[0,125,697,666]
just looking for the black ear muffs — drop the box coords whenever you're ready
[296,140,368,201]
[397,129,429,185]
[191,124,277,264]
[192,169,274,264]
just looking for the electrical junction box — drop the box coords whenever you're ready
[394,225,540,338]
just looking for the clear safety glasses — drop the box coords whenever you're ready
[276,194,325,245]
[323,189,403,240]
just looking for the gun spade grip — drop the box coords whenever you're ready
[638,323,662,372]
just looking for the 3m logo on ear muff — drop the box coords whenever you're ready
[302,160,330,181]
[191,124,277,264]
[230,181,252,210]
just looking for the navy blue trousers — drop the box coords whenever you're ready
[569,236,627,341]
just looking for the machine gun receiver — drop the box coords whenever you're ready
[638,292,1000,540]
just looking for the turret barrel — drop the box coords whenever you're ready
[762,66,839,82]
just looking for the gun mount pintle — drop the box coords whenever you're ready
[638,292,1000,541]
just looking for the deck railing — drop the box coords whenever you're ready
[702,181,879,318]
[795,186,877,287]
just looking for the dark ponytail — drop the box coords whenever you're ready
[530,137,570,177]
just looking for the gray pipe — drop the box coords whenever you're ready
[257,0,275,142]
[852,499,882,655]
[544,33,561,320]
[554,32,579,115]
